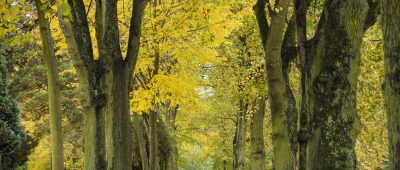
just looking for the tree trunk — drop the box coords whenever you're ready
[57,1,107,169]
[255,1,299,168]
[261,0,294,169]
[59,27,107,170]
[250,98,266,170]
[223,160,227,170]
[281,20,300,169]
[233,99,247,170]
[133,114,150,170]
[295,0,309,169]
[104,61,133,170]
[35,1,64,169]
[381,0,400,169]
[149,110,158,170]
[306,0,368,169]
[166,106,178,170]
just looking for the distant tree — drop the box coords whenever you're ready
[0,48,27,169]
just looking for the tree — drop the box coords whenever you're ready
[254,0,381,169]
[233,99,247,170]
[232,34,250,170]
[254,0,296,169]
[0,48,27,169]
[34,0,65,169]
[129,0,244,169]
[205,12,267,169]
[304,0,370,168]
[381,0,400,169]
[57,0,148,168]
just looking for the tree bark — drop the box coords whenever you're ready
[306,0,369,169]
[250,98,266,170]
[35,1,64,169]
[233,99,247,170]
[381,0,400,169]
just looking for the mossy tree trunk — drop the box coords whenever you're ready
[165,106,178,170]
[58,7,107,168]
[381,0,400,169]
[254,0,299,168]
[295,0,309,169]
[35,1,64,169]
[233,99,247,170]
[136,110,176,170]
[297,0,380,169]
[133,114,150,170]
[281,20,300,169]
[305,0,369,169]
[149,110,158,170]
[250,98,266,170]
[57,0,148,169]
[256,0,295,168]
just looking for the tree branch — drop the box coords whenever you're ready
[363,0,381,32]
[125,0,148,78]
[253,0,270,47]
[65,0,96,68]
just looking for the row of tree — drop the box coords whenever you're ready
[248,0,400,169]
[28,0,237,169]
[0,0,399,169]
[209,0,399,169]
